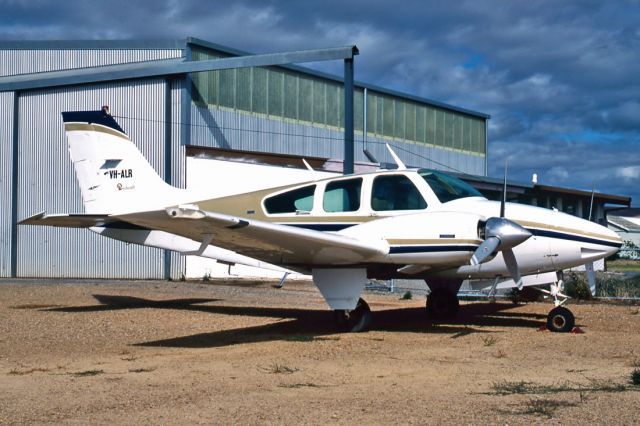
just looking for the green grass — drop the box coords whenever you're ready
[607,259,640,273]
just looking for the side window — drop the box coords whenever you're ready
[323,178,362,212]
[264,185,315,214]
[371,175,427,211]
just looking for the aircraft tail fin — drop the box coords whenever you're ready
[62,108,186,214]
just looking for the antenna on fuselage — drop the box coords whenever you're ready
[500,160,508,218]
[588,183,595,222]
[302,158,314,172]
[385,144,406,170]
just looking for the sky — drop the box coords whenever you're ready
[2,0,639,205]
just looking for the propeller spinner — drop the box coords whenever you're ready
[469,160,532,289]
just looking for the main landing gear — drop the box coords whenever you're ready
[334,298,371,332]
[426,288,460,318]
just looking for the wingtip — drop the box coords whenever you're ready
[18,211,47,225]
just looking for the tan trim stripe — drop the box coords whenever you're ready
[515,220,621,243]
[65,123,129,140]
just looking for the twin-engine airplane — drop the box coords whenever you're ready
[21,108,622,332]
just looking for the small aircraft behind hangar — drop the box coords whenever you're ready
[21,108,622,332]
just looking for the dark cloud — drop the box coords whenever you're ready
[1,0,638,204]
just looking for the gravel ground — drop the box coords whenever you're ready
[1,278,639,425]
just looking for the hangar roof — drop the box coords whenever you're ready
[0,37,490,120]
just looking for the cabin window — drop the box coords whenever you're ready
[323,178,362,212]
[264,185,316,214]
[371,175,427,211]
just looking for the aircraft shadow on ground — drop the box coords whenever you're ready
[44,294,549,348]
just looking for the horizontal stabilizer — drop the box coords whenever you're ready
[19,212,114,228]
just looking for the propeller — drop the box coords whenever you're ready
[470,160,531,289]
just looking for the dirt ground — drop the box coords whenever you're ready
[1,278,639,425]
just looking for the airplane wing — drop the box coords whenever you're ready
[114,206,390,267]
[19,211,290,273]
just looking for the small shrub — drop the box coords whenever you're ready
[632,369,640,386]
[202,272,211,283]
[564,272,592,300]
[523,398,577,418]
[482,335,497,347]
[400,291,412,300]
[258,362,298,374]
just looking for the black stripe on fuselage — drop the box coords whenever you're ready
[527,228,622,248]
[280,223,354,231]
[389,245,477,254]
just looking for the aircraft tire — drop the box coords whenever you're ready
[546,306,575,332]
[334,298,371,332]
[426,289,459,318]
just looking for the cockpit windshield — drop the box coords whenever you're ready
[418,169,484,203]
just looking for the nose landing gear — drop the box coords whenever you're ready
[536,279,578,332]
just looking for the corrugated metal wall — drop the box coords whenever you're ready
[189,104,485,175]
[0,49,182,77]
[0,91,14,277]
[16,79,177,278]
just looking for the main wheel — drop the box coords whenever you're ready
[334,298,371,332]
[546,306,575,332]
[426,289,459,318]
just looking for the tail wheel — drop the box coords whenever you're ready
[426,289,459,318]
[546,306,575,332]
[334,298,371,332]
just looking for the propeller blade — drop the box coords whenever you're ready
[471,236,500,266]
[502,248,522,289]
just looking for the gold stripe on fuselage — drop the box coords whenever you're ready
[515,220,621,244]
[65,123,129,140]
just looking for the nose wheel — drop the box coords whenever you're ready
[546,306,575,332]
[334,298,371,332]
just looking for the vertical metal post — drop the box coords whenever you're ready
[484,118,489,176]
[180,42,192,146]
[343,58,354,175]
[164,79,172,280]
[363,87,367,149]
[10,92,19,277]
